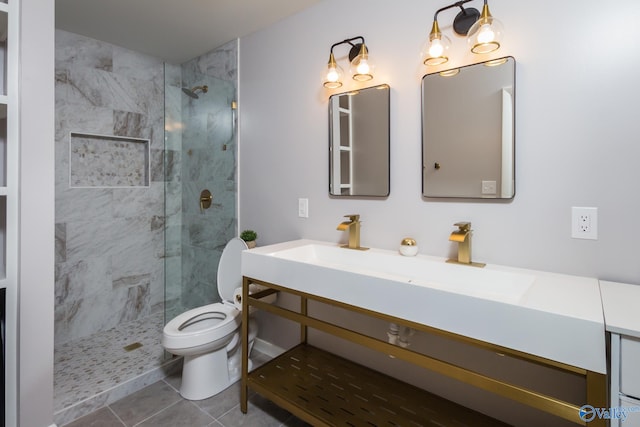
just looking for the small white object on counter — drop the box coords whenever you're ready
[399,238,418,257]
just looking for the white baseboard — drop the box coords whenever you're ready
[252,338,285,358]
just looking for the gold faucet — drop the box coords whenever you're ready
[447,222,485,267]
[337,214,369,251]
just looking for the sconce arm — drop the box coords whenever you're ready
[434,0,473,21]
[432,0,486,36]
[330,36,365,52]
[330,36,367,62]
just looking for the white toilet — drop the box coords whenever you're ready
[162,237,258,400]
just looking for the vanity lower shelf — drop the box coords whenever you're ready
[248,343,509,427]
[240,275,606,426]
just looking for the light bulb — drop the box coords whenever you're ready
[477,24,495,44]
[422,32,450,66]
[428,39,444,58]
[323,52,343,88]
[350,44,374,82]
[423,19,450,66]
[467,3,504,55]
[356,58,370,75]
[326,66,340,83]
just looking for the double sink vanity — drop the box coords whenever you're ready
[239,238,617,426]
[236,50,624,426]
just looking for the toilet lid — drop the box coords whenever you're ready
[217,237,248,302]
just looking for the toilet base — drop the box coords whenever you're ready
[180,347,231,400]
[228,339,254,383]
[178,337,256,401]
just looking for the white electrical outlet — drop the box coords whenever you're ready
[298,198,309,218]
[571,207,598,240]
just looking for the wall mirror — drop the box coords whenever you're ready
[422,56,515,199]
[329,84,390,197]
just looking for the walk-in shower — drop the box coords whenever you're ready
[52,30,238,425]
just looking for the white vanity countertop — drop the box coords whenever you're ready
[243,239,607,374]
[600,280,640,338]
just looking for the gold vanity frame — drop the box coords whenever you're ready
[240,276,607,426]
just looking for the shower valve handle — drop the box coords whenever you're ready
[200,189,213,211]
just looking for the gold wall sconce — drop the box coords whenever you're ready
[322,36,375,89]
[423,0,504,67]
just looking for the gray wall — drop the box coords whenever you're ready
[239,0,640,426]
[239,0,640,292]
[17,1,55,425]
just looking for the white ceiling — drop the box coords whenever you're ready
[55,0,323,64]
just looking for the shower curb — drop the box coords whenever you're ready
[53,356,182,426]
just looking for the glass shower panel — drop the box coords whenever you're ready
[164,64,237,324]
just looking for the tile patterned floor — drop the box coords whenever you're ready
[54,311,168,412]
[61,361,310,427]
[54,312,305,426]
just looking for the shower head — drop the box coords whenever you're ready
[182,85,208,99]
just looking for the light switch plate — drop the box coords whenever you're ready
[298,198,309,218]
[482,180,497,195]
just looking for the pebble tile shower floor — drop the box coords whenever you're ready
[54,311,300,426]
[54,311,180,424]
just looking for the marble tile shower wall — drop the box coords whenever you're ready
[54,30,166,344]
[169,41,238,315]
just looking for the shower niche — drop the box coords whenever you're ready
[69,132,150,188]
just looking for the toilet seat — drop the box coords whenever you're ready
[162,238,248,351]
[163,303,240,350]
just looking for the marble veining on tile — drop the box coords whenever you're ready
[56,29,165,345]
[55,30,114,72]
[113,110,148,138]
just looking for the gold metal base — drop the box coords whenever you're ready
[446,258,486,268]
[241,276,607,426]
[248,344,509,427]
[339,244,369,251]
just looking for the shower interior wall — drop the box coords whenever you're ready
[165,42,239,320]
[55,28,238,345]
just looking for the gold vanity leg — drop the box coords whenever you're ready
[585,371,608,427]
[300,296,308,344]
[241,276,250,413]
